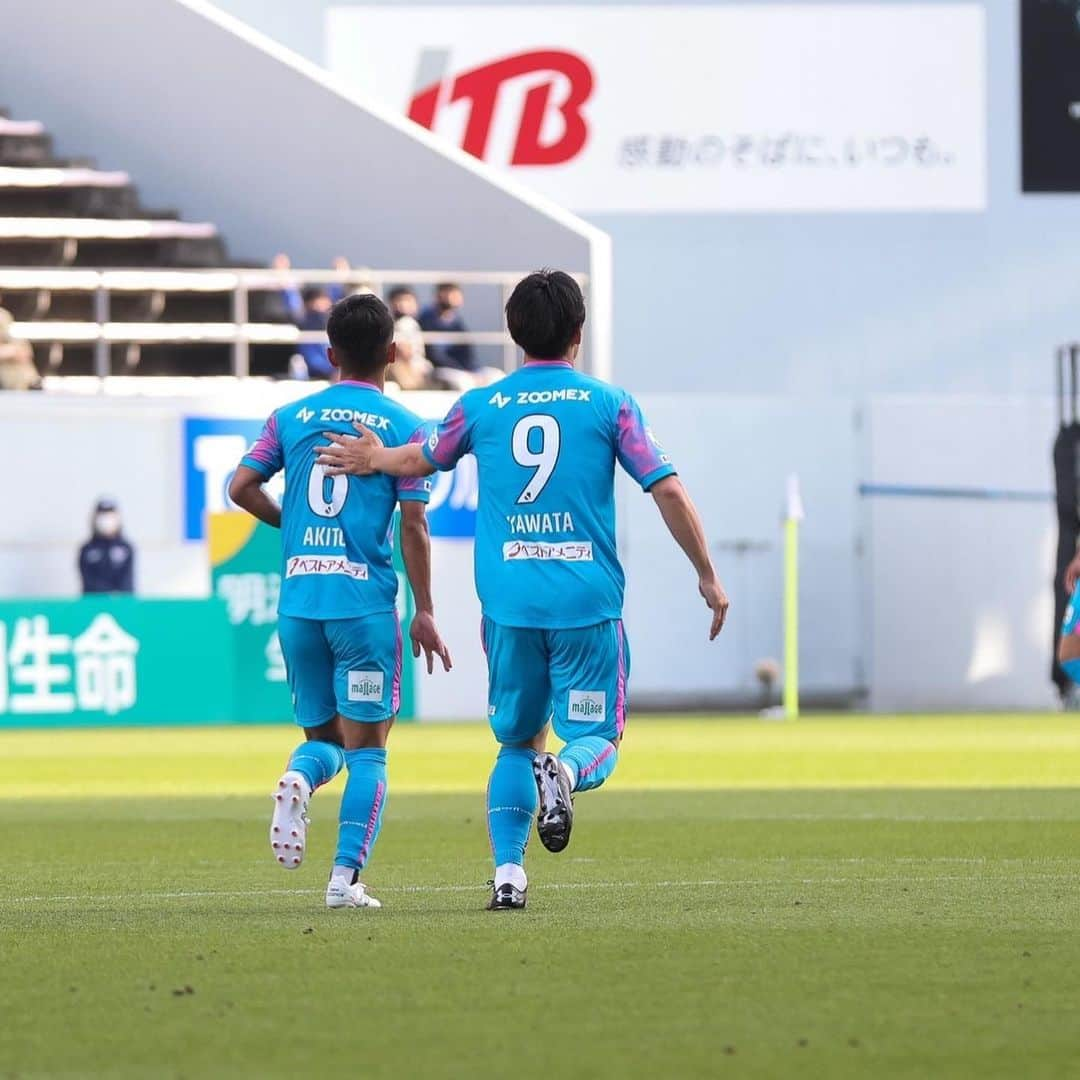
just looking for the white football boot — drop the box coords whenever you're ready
[270,770,311,869]
[325,879,383,909]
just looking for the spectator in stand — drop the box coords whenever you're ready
[419,282,503,390]
[387,287,435,391]
[78,498,135,595]
[273,253,355,381]
[0,293,41,391]
[291,286,337,380]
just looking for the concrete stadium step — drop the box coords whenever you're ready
[0,133,53,166]
[0,186,142,219]
[0,217,218,240]
[0,119,44,137]
[0,166,131,188]
[0,218,225,268]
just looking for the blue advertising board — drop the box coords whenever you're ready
[183,416,476,541]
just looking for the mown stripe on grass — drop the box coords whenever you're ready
[3,871,1079,906]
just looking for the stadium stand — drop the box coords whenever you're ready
[0,106,238,376]
[0,107,578,383]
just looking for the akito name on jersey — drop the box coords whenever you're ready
[296,405,391,430]
[302,526,345,547]
[506,511,575,534]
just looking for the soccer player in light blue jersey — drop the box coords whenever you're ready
[229,293,451,911]
[316,271,728,910]
[1058,555,1080,688]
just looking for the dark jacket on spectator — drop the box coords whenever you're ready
[281,285,343,379]
[79,535,135,594]
[419,304,476,372]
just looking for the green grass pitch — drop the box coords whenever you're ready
[1,714,1079,1078]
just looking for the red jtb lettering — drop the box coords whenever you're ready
[409,49,594,166]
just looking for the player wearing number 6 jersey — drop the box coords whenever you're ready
[316,271,728,910]
[229,293,451,911]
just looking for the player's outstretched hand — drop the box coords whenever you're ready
[1067,553,1080,593]
[699,574,729,640]
[410,612,453,674]
[314,423,384,476]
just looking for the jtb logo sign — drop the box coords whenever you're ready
[408,49,594,166]
[329,7,986,213]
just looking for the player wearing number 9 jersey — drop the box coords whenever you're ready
[315,271,729,910]
[229,293,451,911]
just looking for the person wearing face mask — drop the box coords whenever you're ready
[78,498,135,595]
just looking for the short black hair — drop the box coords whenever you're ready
[326,293,394,376]
[436,282,460,294]
[504,269,585,359]
[388,286,416,303]
[301,286,329,305]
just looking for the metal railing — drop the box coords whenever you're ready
[0,266,589,379]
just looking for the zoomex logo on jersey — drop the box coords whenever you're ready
[408,49,595,166]
[568,690,606,723]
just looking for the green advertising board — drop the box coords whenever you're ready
[209,513,292,724]
[209,513,415,724]
[0,597,234,728]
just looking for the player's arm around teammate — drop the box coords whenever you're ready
[317,425,427,479]
[316,406,729,641]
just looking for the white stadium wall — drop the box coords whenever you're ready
[862,396,1059,712]
[0,391,1059,713]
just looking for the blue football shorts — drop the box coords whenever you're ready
[480,616,629,746]
[277,611,402,726]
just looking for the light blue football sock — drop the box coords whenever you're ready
[559,736,618,793]
[287,739,345,791]
[335,747,388,871]
[487,746,538,867]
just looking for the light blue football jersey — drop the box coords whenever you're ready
[422,361,675,629]
[240,379,431,620]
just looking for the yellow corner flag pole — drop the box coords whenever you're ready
[784,474,804,720]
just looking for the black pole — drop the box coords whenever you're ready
[1057,344,1065,429]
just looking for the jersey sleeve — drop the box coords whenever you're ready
[421,398,473,472]
[615,393,676,491]
[397,423,434,503]
[239,411,284,480]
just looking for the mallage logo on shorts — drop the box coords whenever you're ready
[568,689,606,722]
[348,670,385,703]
